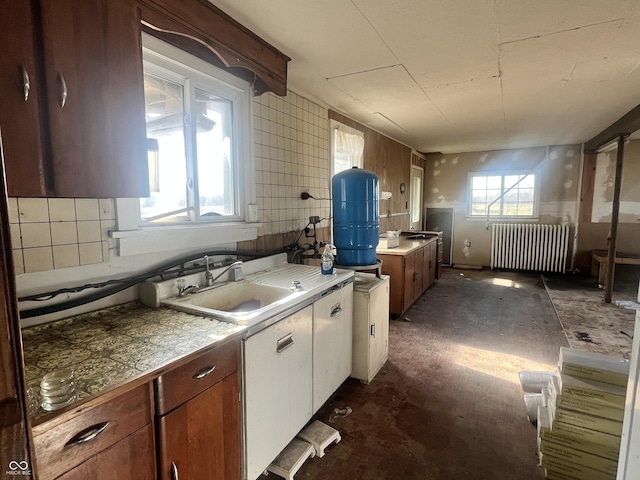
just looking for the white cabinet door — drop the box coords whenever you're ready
[369,278,390,379]
[352,275,389,384]
[312,283,353,413]
[244,305,313,480]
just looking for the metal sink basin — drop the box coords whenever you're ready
[162,281,296,324]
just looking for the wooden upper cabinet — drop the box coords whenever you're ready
[0,0,48,197]
[39,0,149,198]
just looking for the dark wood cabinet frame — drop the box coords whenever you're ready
[0,151,36,476]
[137,0,290,96]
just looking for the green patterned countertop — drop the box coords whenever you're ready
[21,302,246,421]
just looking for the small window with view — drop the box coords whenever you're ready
[468,172,537,218]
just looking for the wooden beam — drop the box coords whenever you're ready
[584,103,640,153]
[604,135,627,303]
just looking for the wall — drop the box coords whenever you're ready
[328,111,413,232]
[424,145,581,267]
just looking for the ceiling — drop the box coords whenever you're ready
[209,0,640,154]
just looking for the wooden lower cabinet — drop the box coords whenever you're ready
[156,373,241,480]
[379,238,438,317]
[33,384,154,480]
[155,339,241,480]
[57,424,155,480]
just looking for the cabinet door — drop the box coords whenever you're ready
[428,242,437,286]
[0,0,48,196]
[403,251,416,311]
[57,425,155,480]
[39,0,149,198]
[368,278,390,381]
[413,247,424,303]
[313,283,354,412]
[244,305,313,480]
[421,243,432,291]
[157,373,241,480]
[379,254,404,316]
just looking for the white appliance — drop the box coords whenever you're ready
[351,273,390,384]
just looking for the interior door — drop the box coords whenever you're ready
[410,165,424,230]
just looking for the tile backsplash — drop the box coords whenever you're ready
[253,91,331,237]
[9,198,114,274]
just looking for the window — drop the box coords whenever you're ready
[140,35,252,225]
[469,172,537,217]
[330,120,364,176]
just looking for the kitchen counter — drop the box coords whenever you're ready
[376,235,438,255]
[22,302,246,424]
[22,255,355,424]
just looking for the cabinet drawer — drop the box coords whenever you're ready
[155,339,239,415]
[33,384,152,480]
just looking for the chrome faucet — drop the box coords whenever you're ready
[209,260,243,284]
[204,255,214,286]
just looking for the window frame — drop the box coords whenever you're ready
[113,34,258,256]
[467,170,539,220]
[139,35,252,226]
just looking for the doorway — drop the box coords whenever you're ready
[426,207,454,265]
[409,165,423,230]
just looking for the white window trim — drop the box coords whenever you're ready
[466,170,540,220]
[113,34,259,256]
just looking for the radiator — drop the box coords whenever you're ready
[490,223,570,274]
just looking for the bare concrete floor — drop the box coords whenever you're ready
[542,266,638,358]
[264,268,577,480]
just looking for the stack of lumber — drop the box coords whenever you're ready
[537,348,629,480]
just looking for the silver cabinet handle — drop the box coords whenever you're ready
[58,73,67,108]
[330,302,342,317]
[22,67,30,101]
[192,365,216,379]
[171,461,179,480]
[370,323,376,338]
[64,421,110,447]
[276,333,294,353]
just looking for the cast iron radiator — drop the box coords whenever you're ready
[490,223,570,274]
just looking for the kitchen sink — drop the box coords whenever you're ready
[161,281,296,324]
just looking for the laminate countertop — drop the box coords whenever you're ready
[21,302,246,423]
[376,235,438,256]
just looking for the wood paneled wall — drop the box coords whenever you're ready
[328,111,412,232]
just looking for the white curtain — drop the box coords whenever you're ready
[334,127,364,174]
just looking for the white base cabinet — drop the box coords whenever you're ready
[352,273,390,384]
[243,305,313,480]
[312,282,354,413]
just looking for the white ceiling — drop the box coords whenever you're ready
[209,0,640,153]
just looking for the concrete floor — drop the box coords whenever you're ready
[264,268,577,480]
[542,267,638,359]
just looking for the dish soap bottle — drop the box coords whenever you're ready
[321,244,334,275]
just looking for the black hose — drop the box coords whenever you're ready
[19,248,286,319]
